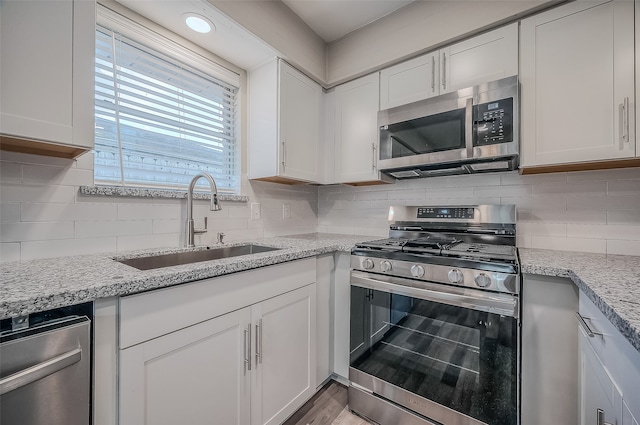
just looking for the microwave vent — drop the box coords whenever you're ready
[469,161,510,171]
[389,170,421,178]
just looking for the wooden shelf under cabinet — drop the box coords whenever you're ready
[519,158,640,175]
[0,135,90,159]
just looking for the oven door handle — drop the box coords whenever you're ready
[351,271,519,318]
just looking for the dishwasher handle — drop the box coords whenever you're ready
[0,347,82,395]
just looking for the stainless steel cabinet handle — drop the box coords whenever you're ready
[371,143,377,171]
[597,408,613,425]
[621,97,630,145]
[281,139,286,170]
[244,324,252,372]
[256,319,263,364]
[441,52,447,90]
[465,98,474,159]
[576,312,603,337]
[0,347,81,395]
[431,55,436,91]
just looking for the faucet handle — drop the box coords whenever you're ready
[217,232,225,244]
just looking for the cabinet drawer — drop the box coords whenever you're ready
[579,292,640,419]
[119,258,316,348]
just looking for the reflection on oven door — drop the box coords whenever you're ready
[350,287,518,425]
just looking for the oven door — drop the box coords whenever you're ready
[349,270,519,425]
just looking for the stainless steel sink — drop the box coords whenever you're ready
[116,244,281,270]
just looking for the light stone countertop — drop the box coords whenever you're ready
[0,234,377,320]
[1,236,639,354]
[520,248,640,354]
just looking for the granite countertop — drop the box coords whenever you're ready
[0,233,377,320]
[520,248,640,354]
[1,236,639,354]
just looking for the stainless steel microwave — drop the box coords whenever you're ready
[378,75,519,179]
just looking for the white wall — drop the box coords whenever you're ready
[325,0,558,85]
[318,168,640,256]
[0,151,317,262]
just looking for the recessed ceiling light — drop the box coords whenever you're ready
[184,13,214,34]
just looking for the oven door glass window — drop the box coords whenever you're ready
[350,286,518,425]
[380,108,466,159]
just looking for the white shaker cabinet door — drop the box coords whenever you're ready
[579,326,623,425]
[119,307,251,425]
[0,0,94,151]
[441,23,518,94]
[520,0,635,167]
[380,52,439,110]
[279,62,322,182]
[334,73,382,184]
[251,284,317,425]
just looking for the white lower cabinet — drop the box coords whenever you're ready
[118,259,317,425]
[120,284,316,425]
[578,291,640,425]
[120,308,251,425]
[251,285,317,425]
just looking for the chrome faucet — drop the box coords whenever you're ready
[185,172,222,248]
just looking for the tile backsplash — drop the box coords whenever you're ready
[0,151,317,262]
[2,149,640,262]
[318,168,640,256]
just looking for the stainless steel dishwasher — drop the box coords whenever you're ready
[0,304,91,425]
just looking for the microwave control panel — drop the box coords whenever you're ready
[474,97,513,145]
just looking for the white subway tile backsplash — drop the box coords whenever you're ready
[0,162,22,182]
[22,164,93,186]
[475,184,531,198]
[566,167,640,182]
[567,194,640,210]
[388,189,426,201]
[607,239,640,256]
[500,171,567,186]
[152,219,183,234]
[1,184,77,203]
[607,179,640,195]
[518,222,567,237]
[607,210,640,225]
[518,209,607,224]
[1,243,21,263]
[501,195,566,210]
[21,203,118,222]
[21,237,117,261]
[116,233,180,252]
[447,173,501,187]
[1,204,21,222]
[530,236,607,254]
[75,220,153,238]
[1,222,74,242]
[118,203,182,220]
[566,224,640,241]
[532,181,607,195]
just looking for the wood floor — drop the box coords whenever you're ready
[283,381,373,425]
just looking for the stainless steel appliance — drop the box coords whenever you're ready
[378,76,519,178]
[0,304,92,425]
[349,205,520,425]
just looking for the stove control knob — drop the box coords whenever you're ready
[411,265,425,278]
[380,261,393,272]
[448,269,464,284]
[362,258,374,270]
[474,273,492,288]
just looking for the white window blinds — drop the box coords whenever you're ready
[94,26,239,193]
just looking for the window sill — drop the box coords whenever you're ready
[79,185,249,202]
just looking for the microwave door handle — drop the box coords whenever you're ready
[465,98,474,159]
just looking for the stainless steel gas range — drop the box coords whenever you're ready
[349,205,520,425]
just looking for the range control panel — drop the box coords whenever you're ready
[417,207,475,219]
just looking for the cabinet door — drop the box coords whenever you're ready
[579,326,623,425]
[334,73,381,183]
[441,23,518,94]
[380,53,439,110]
[251,284,316,425]
[279,61,322,182]
[0,0,94,149]
[119,308,251,425]
[521,0,635,166]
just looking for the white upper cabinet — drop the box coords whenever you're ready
[441,23,518,94]
[249,59,322,184]
[0,0,95,158]
[334,73,391,185]
[379,53,439,110]
[520,0,635,167]
[379,24,517,111]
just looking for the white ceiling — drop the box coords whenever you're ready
[114,0,415,73]
[281,0,414,42]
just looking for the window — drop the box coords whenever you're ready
[94,17,240,193]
